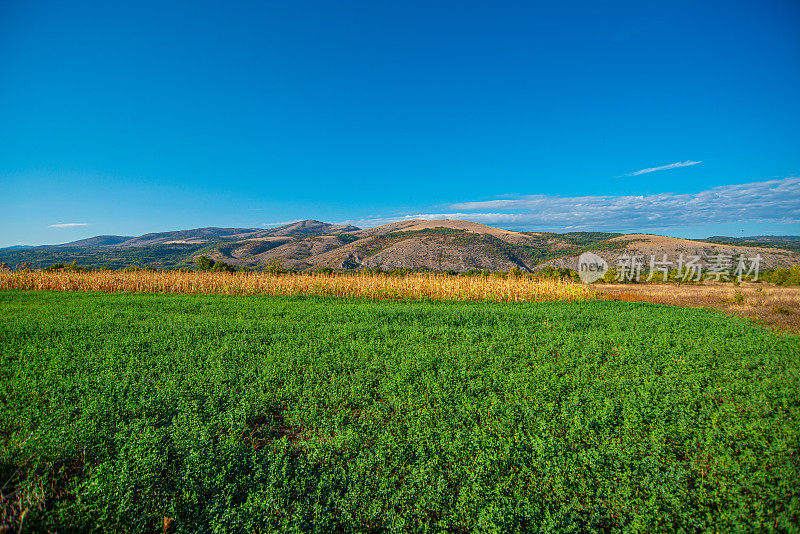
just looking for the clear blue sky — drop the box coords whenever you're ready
[2,0,799,246]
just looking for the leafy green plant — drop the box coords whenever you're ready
[195,255,237,273]
[0,292,797,532]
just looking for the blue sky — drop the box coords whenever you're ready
[1,0,799,246]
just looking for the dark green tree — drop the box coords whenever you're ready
[196,255,215,271]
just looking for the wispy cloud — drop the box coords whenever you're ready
[346,177,800,231]
[624,160,702,176]
[49,223,90,228]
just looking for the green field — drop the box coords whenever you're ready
[1,291,798,532]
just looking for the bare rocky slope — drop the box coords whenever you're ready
[200,220,800,272]
[3,219,799,271]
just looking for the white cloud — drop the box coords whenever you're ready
[348,177,800,231]
[49,223,90,228]
[624,160,702,176]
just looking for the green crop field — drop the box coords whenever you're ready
[1,291,798,533]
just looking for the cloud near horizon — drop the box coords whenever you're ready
[624,160,702,176]
[346,177,800,231]
[49,223,90,228]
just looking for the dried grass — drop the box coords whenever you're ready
[601,283,800,333]
[0,270,597,303]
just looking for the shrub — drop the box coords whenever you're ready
[210,261,236,273]
[196,255,215,271]
[44,261,90,273]
[603,267,618,283]
[762,266,800,286]
[265,258,286,275]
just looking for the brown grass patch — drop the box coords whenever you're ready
[600,283,800,333]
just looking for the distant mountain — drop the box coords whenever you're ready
[117,227,261,248]
[114,221,361,248]
[282,220,622,272]
[1,221,799,272]
[542,234,800,272]
[57,235,134,247]
[704,235,800,253]
[0,220,363,269]
[259,220,360,237]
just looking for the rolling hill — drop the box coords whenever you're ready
[540,233,800,272]
[1,220,799,272]
[703,235,800,253]
[58,235,134,247]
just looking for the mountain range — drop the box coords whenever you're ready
[2,219,800,272]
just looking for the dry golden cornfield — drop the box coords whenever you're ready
[0,269,598,302]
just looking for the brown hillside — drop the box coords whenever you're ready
[543,234,800,270]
